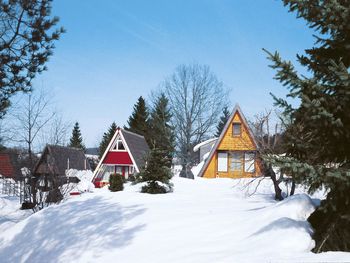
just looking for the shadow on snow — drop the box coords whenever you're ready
[0,196,146,262]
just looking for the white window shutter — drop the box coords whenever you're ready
[218,152,228,172]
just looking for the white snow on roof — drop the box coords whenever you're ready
[193,137,218,152]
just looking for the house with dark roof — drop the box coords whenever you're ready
[0,151,22,181]
[92,128,150,188]
[33,145,91,186]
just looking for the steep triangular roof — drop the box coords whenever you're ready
[197,104,258,177]
[93,128,149,179]
[34,145,90,176]
[122,129,149,170]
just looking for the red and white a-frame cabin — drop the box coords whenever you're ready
[92,128,150,188]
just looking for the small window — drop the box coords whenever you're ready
[111,139,126,151]
[230,152,242,171]
[232,123,241,136]
[218,152,228,172]
[117,141,125,150]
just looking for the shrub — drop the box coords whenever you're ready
[141,181,168,194]
[109,173,124,192]
[127,174,136,183]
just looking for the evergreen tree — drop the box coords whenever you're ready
[99,122,117,158]
[215,106,230,137]
[0,0,64,118]
[138,147,173,194]
[149,93,175,168]
[68,122,85,150]
[109,173,124,192]
[265,0,350,252]
[124,96,149,140]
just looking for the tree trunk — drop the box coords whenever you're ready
[290,180,296,196]
[264,163,283,201]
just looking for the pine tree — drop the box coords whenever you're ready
[149,93,175,168]
[0,1,64,118]
[215,106,230,137]
[99,122,117,158]
[138,147,173,194]
[68,122,85,150]
[264,0,350,252]
[124,96,149,140]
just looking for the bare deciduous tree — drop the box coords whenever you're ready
[164,64,229,178]
[249,109,294,200]
[44,113,71,146]
[0,114,14,148]
[13,90,55,167]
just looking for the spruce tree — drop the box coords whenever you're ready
[138,147,173,194]
[265,0,350,252]
[124,96,150,140]
[215,106,230,137]
[99,122,117,158]
[149,93,175,168]
[68,122,85,150]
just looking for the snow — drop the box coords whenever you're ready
[0,177,349,262]
[66,169,95,193]
[191,160,205,177]
[193,137,217,152]
[0,195,31,233]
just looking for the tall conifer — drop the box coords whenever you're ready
[149,93,175,168]
[265,0,350,252]
[124,96,149,140]
[68,122,85,150]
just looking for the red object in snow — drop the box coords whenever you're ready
[70,192,80,196]
[93,178,108,188]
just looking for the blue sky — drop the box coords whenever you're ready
[33,0,314,147]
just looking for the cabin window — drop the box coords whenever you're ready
[230,152,243,171]
[129,166,134,174]
[218,152,228,172]
[232,123,241,136]
[115,166,122,175]
[117,141,125,150]
[244,152,255,173]
[111,139,126,151]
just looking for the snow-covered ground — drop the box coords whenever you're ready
[0,195,31,234]
[0,177,349,263]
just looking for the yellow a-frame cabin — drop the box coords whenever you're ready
[198,104,262,178]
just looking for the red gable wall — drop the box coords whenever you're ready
[0,154,14,178]
[102,151,133,165]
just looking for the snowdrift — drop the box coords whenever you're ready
[0,177,349,262]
